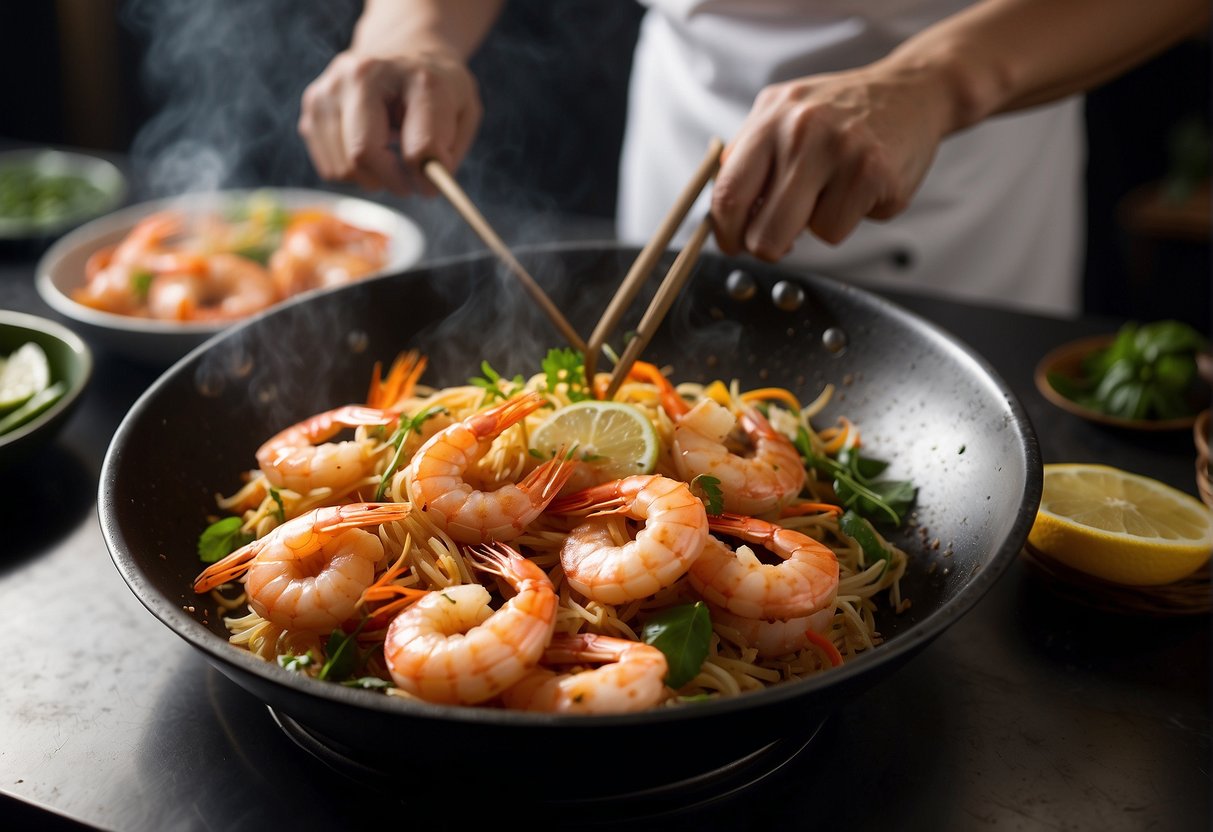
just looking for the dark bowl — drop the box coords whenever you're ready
[0,310,93,469]
[100,242,1040,797]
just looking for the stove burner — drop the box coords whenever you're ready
[269,706,826,821]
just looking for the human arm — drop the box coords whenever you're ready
[712,0,1209,260]
[298,0,506,196]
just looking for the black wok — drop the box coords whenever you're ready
[100,242,1040,798]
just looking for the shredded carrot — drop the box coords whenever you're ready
[818,416,860,454]
[739,387,802,413]
[366,349,427,410]
[806,629,843,667]
[780,501,844,518]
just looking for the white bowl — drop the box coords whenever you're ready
[35,188,425,367]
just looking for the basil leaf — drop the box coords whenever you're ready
[197,516,253,564]
[318,628,360,681]
[642,601,712,689]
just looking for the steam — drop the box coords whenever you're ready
[120,0,354,197]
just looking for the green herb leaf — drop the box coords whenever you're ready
[542,348,591,402]
[691,474,724,515]
[196,516,254,564]
[268,488,286,522]
[374,405,446,500]
[318,620,368,681]
[129,269,154,300]
[839,510,890,570]
[641,601,712,688]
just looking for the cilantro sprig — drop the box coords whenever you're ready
[542,348,591,402]
[470,360,525,402]
[374,405,446,500]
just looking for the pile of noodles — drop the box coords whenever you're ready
[204,363,910,706]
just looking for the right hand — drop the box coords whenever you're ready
[298,48,482,197]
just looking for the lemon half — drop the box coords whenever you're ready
[1028,463,1213,586]
[530,400,659,481]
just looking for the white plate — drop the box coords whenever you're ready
[36,188,425,367]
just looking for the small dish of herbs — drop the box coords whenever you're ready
[0,149,127,241]
[1036,320,1211,431]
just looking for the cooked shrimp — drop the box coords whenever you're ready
[382,542,557,705]
[269,211,388,297]
[257,351,427,494]
[192,502,410,633]
[712,605,834,659]
[144,253,277,322]
[629,361,805,515]
[404,391,575,543]
[74,213,197,315]
[501,634,669,713]
[547,474,708,605]
[689,513,838,621]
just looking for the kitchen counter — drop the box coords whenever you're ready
[0,190,1207,831]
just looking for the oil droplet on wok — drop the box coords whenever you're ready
[347,330,369,353]
[725,269,756,301]
[822,327,848,354]
[771,280,804,311]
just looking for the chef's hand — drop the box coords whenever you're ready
[711,63,955,261]
[298,47,482,197]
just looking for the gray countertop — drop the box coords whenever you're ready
[0,185,1207,831]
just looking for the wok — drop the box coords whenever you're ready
[101,242,1040,799]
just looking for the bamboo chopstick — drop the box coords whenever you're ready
[584,136,724,381]
[602,213,714,400]
[423,159,587,353]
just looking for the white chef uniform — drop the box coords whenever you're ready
[617,0,1085,315]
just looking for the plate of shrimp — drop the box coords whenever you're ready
[35,188,424,366]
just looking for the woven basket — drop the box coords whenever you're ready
[1196,408,1211,509]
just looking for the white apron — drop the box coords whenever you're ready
[618,0,1085,315]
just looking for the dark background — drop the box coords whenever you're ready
[1,0,1208,329]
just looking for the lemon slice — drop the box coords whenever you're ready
[1028,463,1213,585]
[0,342,51,412]
[530,400,659,480]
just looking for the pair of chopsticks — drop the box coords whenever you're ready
[424,135,723,396]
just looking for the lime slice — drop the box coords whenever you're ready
[1028,463,1213,585]
[0,341,51,412]
[0,380,66,436]
[530,400,659,480]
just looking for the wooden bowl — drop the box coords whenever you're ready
[1034,334,1208,432]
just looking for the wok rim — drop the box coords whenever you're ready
[100,241,1041,730]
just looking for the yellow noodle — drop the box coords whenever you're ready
[197,356,913,708]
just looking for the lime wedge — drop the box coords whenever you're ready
[0,342,51,412]
[530,400,659,480]
[0,380,66,436]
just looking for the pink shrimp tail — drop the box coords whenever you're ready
[193,543,258,593]
[519,454,578,508]
[546,480,627,515]
[467,390,547,437]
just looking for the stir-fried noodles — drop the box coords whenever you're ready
[194,349,914,713]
